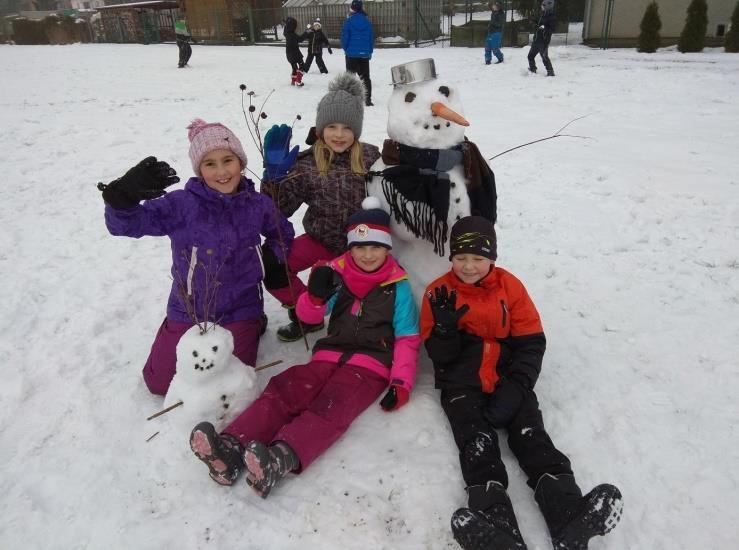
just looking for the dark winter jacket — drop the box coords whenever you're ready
[421,267,546,393]
[341,12,374,58]
[104,177,294,324]
[296,252,420,391]
[307,29,331,55]
[533,10,556,44]
[284,18,308,63]
[262,143,381,255]
[488,9,505,34]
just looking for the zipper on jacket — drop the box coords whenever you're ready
[500,300,508,328]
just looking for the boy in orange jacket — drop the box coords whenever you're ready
[420,216,622,550]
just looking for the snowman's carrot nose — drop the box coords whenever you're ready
[431,102,470,126]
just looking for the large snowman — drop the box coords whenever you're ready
[366,58,497,303]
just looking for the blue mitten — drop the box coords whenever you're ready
[263,124,300,182]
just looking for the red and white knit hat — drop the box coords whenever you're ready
[346,197,393,249]
[187,118,248,176]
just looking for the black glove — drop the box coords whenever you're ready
[427,285,469,335]
[483,375,528,428]
[307,264,338,303]
[98,156,179,209]
[328,47,333,55]
[261,246,289,290]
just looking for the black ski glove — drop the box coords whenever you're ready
[483,375,529,428]
[307,264,338,303]
[328,47,333,55]
[98,156,179,209]
[261,246,289,290]
[427,285,469,335]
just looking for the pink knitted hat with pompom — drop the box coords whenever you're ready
[187,118,248,176]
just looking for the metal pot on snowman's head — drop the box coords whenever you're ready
[388,58,469,150]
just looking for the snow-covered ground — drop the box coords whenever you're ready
[1,41,738,550]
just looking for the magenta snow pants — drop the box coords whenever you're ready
[268,234,335,306]
[223,360,387,471]
[142,317,263,396]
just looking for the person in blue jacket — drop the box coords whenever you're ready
[341,0,374,106]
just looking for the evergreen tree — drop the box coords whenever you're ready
[725,1,739,53]
[638,2,662,53]
[678,0,708,53]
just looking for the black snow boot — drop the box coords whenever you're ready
[451,481,528,550]
[528,66,537,73]
[546,70,556,77]
[276,306,324,342]
[243,440,299,498]
[534,473,623,550]
[190,422,244,486]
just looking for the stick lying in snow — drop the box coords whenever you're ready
[146,400,183,421]
[255,359,283,372]
[146,432,159,442]
[488,114,592,161]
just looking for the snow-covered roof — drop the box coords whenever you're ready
[283,0,350,7]
[97,1,179,10]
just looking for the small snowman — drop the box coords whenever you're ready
[366,58,497,304]
[162,322,258,437]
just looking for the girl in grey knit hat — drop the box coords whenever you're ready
[260,72,383,342]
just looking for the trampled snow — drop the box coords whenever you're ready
[1,38,738,550]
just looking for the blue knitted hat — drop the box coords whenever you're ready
[346,197,392,249]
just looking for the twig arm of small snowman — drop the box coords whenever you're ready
[488,114,593,162]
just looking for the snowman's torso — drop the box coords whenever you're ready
[367,158,473,304]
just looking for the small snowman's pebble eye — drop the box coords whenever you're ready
[404,92,416,103]
[212,346,218,352]
[192,351,198,358]
[438,86,450,97]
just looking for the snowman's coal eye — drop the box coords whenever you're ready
[192,350,198,357]
[212,346,218,352]
[404,92,416,103]
[438,86,450,97]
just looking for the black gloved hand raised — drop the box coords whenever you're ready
[427,285,470,335]
[98,156,179,209]
[483,375,529,428]
[307,264,339,303]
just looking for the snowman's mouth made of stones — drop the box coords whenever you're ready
[423,121,452,130]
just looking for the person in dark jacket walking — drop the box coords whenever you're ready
[284,17,309,86]
[304,18,332,74]
[528,0,556,76]
[259,72,381,342]
[99,119,294,396]
[341,0,375,106]
[174,20,195,68]
[189,204,420,497]
[485,1,505,65]
[421,216,623,550]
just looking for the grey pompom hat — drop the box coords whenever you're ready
[315,72,366,139]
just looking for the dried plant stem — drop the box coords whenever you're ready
[146,400,183,421]
[255,359,283,372]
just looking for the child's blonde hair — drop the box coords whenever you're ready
[313,138,367,178]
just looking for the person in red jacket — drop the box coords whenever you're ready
[421,216,622,550]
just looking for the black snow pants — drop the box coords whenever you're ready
[345,56,372,104]
[441,388,573,490]
[527,41,554,74]
[177,39,192,67]
[305,53,328,73]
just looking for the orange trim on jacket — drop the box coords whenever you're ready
[421,266,543,393]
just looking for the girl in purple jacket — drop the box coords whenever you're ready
[260,71,381,342]
[189,201,420,497]
[100,119,294,396]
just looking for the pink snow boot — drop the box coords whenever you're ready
[243,440,299,498]
[190,422,244,486]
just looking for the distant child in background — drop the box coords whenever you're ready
[99,119,293,396]
[421,216,622,550]
[174,19,195,68]
[259,72,380,342]
[190,202,420,497]
[284,17,308,86]
[304,18,332,74]
[485,1,505,65]
[528,0,556,76]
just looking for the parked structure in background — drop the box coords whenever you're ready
[97,1,179,43]
[583,0,735,48]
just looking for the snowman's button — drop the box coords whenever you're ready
[455,198,460,203]
[450,182,456,188]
